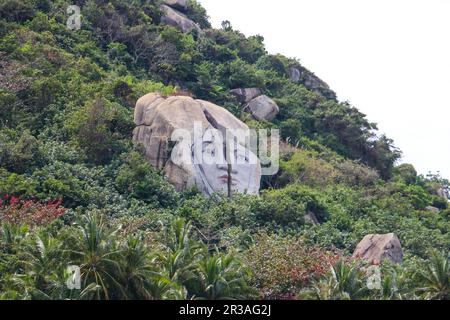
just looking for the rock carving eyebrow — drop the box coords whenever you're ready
[201,107,220,130]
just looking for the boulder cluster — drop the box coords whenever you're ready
[160,0,201,34]
[230,88,279,121]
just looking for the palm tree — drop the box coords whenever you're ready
[1,231,82,300]
[17,232,65,298]
[118,235,161,299]
[1,222,28,252]
[158,218,204,283]
[70,213,124,300]
[330,260,368,299]
[300,260,367,300]
[193,252,252,300]
[147,275,187,300]
[374,263,421,300]
[377,267,403,300]
[418,251,449,300]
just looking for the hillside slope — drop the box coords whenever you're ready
[0,0,448,300]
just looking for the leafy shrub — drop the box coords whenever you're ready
[0,169,37,196]
[30,161,119,208]
[65,97,133,164]
[257,184,330,226]
[186,0,211,29]
[401,184,432,210]
[334,160,380,186]
[255,54,287,76]
[276,149,338,188]
[225,59,264,89]
[0,195,65,228]
[243,233,341,299]
[115,151,179,208]
[0,0,36,22]
[392,163,418,184]
[0,130,43,173]
[431,196,448,210]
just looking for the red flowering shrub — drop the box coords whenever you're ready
[0,195,65,228]
[243,233,342,299]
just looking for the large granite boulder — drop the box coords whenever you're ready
[133,94,261,196]
[352,233,403,265]
[160,5,201,34]
[163,0,188,11]
[230,88,262,104]
[245,95,279,121]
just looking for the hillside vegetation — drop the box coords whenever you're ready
[0,0,448,300]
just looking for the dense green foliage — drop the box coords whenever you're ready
[0,0,448,300]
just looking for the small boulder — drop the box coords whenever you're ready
[304,211,319,225]
[288,67,301,83]
[425,206,440,213]
[245,95,279,121]
[352,233,403,265]
[163,0,188,12]
[160,5,201,34]
[230,88,262,104]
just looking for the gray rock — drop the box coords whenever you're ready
[425,206,440,213]
[288,65,336,100]
[163,0,188,12]
[245,95,279,121]
[230,88,262,104]
[352,233,403,265]
[160,5,201,34]
[437,187,449,200]
[304,211,319,225]
[288,67,301,83]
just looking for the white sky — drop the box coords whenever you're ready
[198,0,450,179]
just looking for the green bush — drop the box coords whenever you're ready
[392,163,418,184]
[64,97,133,164]
[0,130,43,173]
[257,184,330,226]
[115,151,179,208]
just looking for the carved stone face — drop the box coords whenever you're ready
[133,94,262,196]
[193,129,261,196]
